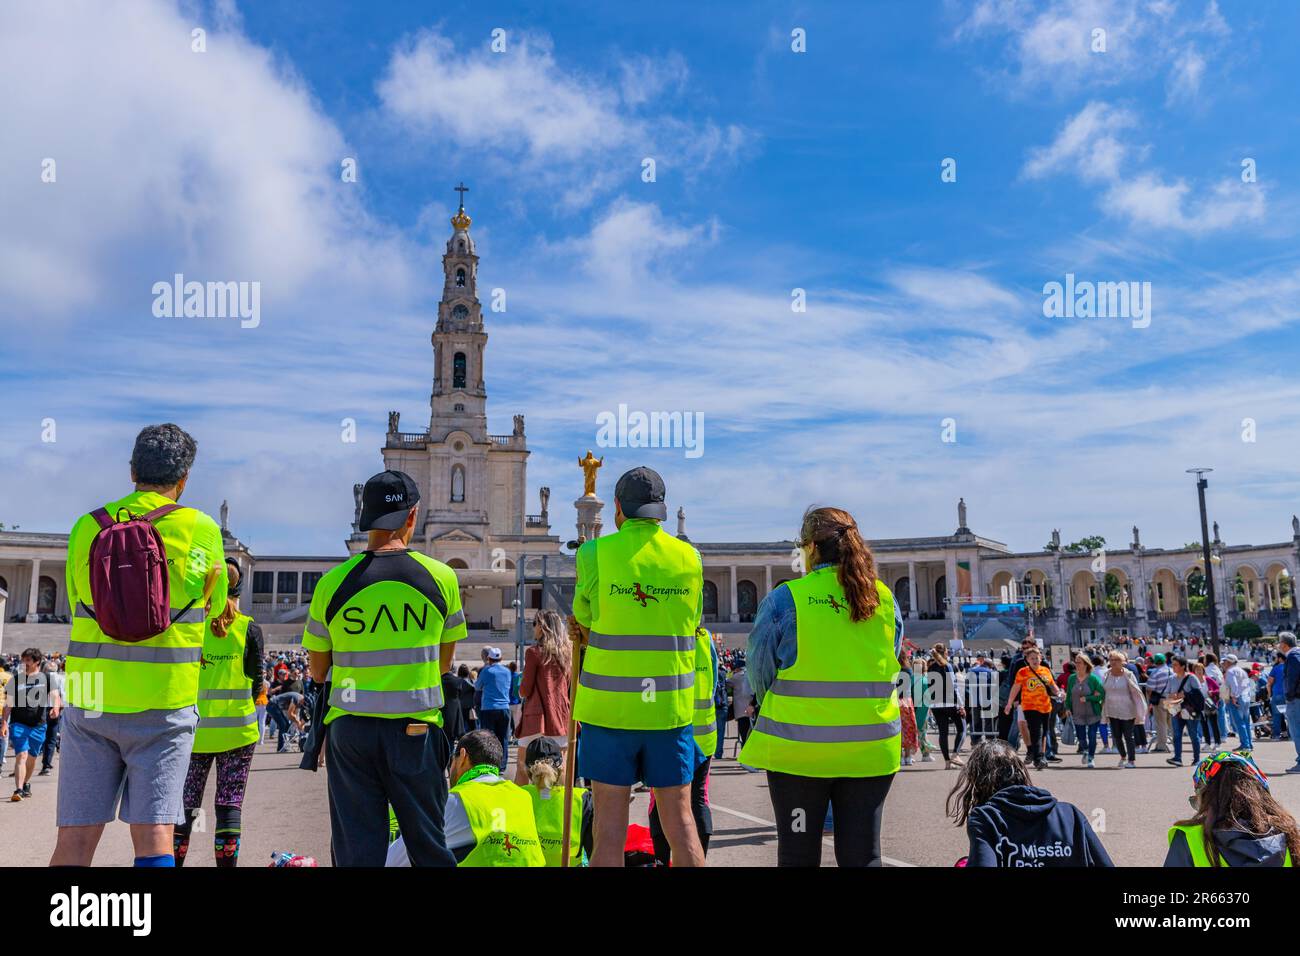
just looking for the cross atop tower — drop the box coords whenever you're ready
[454,181,469,209]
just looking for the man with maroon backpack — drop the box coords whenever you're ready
[50,423,226,867]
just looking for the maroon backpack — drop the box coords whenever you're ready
[84,503,195,642]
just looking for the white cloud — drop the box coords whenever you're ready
[1166,45,1206,103]
[1021,101,1138,182]
[1022,101,1265,235]
[0,0,422,325]
[954,0,1232,100]
[376,31,746,209]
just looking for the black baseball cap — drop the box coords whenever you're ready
[525,736,564,767]
[359,470,420,532]
[614,466,668,520]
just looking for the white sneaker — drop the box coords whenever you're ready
[1137,746,1148,754]
[902,756,912,766]
[921,753,936,763]
[1125,761,1136,768]
[1117,758,1127,768]
[1086,758,1095,768]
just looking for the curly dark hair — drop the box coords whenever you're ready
[130,423,197,486]
[946,738,1033,827]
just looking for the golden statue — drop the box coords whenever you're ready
[578,450,604,497]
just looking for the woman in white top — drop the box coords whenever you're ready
[1101,652,1146,769]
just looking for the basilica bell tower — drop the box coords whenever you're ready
[430,182,488,443]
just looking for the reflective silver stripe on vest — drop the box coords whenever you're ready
[306,616,328,638]
[67,641,202,664]
[199,688,249,700]
[198,712,257,728]
[693,721,717,736]
[753,715,901,744]
[333,646,440,668]
[770,679,897,699]
[328,684,444,713]
[579,671,694,693]
[74,603,204,625]
[586,632,694,653]
[444,610,465,629]
[694,698,713,709]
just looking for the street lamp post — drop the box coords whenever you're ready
[1187,468,1220,658]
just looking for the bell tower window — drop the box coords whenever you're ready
[453,352,467,389]
[455,267,466,287]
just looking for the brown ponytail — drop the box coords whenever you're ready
[211,595,238,637]
[799,506,879,622]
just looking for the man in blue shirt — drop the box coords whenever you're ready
[474,648,513,773]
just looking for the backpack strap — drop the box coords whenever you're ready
[141,503,184,523]
[90,508,114,530]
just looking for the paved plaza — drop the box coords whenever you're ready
[5,729,1298,868]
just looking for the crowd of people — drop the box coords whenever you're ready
[6,422,1300,869]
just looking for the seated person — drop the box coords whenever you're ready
[947,738,1113,867]
[1165,749,1297,867]
[387,729,544,867]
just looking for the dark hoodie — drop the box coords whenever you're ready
[966,785,1113,867]
[1164,826,1292,867]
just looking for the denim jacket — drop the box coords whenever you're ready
[746,564,904,704]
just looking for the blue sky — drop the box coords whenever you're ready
[2,0,1299,556]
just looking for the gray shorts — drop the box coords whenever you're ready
[57,705,198,827]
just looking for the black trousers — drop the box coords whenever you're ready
[647,757,713,865]
[478,709,511,772]
[933,708,963,760]
[326,714,455,867]
[766,770,895,867]
[1109,717,1137,761]
[996,708,1016,742]
[1025,710,1050,763]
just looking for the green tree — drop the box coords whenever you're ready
[1225,619,1263,642]
[1045,534,1107,554]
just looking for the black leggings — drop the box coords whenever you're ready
[1025,710,1050,762]
[1200,709,1222,747]
[647,757,712,865]
[934,708,963,760]
[766,770,895,867]
[1109,718,1137,761]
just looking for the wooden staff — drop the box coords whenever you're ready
[560,614,585,867]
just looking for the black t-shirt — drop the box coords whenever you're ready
[9,671,51,727]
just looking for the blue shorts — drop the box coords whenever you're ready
[577,723,703,788]
[9,720,47,755]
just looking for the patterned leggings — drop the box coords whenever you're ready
[173,743,255,867]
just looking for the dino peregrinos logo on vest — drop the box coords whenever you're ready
[609,582,690,608]
[806,594,846,614]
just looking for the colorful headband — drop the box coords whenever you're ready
[1193,749,1270,792]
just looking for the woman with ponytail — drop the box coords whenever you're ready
[740,506,905,866]
[173,558,264,867]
